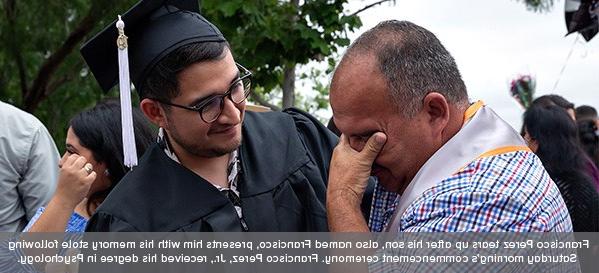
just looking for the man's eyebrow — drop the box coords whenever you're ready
[188,70,241,107]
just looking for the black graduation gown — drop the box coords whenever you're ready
[85,108,337,232]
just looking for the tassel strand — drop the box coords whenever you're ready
[116,15,138,168]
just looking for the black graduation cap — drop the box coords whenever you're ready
[80,0,226,95]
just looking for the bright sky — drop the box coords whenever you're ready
[337,0,599,129]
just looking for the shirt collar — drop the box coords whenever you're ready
[157,127,241,191]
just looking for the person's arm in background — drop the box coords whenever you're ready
[25,154,95,232]
[18,125,59,222]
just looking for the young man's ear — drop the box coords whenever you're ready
[140,98,168,128]
[421,92,450,138]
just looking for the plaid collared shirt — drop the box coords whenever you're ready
[369,150,573,232]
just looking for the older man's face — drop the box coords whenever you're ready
[330,55,434,193]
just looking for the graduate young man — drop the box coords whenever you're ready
[81,0,337,231]
[326,21,573,232]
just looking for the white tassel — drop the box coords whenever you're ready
[116,15,138,168]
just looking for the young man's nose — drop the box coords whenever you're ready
[217,97,242,124]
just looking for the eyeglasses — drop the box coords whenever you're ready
[154,63,252,123]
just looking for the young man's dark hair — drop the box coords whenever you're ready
[142,42,229,102]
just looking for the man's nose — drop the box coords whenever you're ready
[217,97,242,124]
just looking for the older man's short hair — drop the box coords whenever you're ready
[339,20,468,116]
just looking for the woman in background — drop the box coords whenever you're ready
[578,119,599,174]
[23,99,154,232]
[523,104,599,232]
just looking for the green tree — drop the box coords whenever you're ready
[201,0,395,110]
[1,0,138,149]
[0,0,390,147]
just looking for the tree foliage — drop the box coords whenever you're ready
[1,0,138,150]
[517,0,555,13]
[1,0,553,149]
[1,0,372,148]
[201,0,364,109]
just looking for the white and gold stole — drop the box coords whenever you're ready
[386,101,530,231]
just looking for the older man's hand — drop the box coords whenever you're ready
[327,132,386,232]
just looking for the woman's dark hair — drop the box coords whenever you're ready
[531,94,575,110]
[69,99,155,214]
[578,119,599,167]
[523,104,588,180]
[521,94,575,136]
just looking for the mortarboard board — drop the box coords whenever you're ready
[80,0,227,168]
[80,0,226,96]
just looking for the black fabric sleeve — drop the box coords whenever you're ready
[85,212,139,232]
[283,108,375,220]
[284,108,338,184]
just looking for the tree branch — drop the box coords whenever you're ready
[0,70,5,99]
[45,75,70,98]
[4,0,28,96]
[250,89,281,111]
[280,0,300,109]
[282,64,296,109]
[44,61,83,98]
[23,0,112,112]
[351,0,395,16]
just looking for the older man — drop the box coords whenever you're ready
[327,21,572,232]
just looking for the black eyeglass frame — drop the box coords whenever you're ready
[153,63,252,123]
